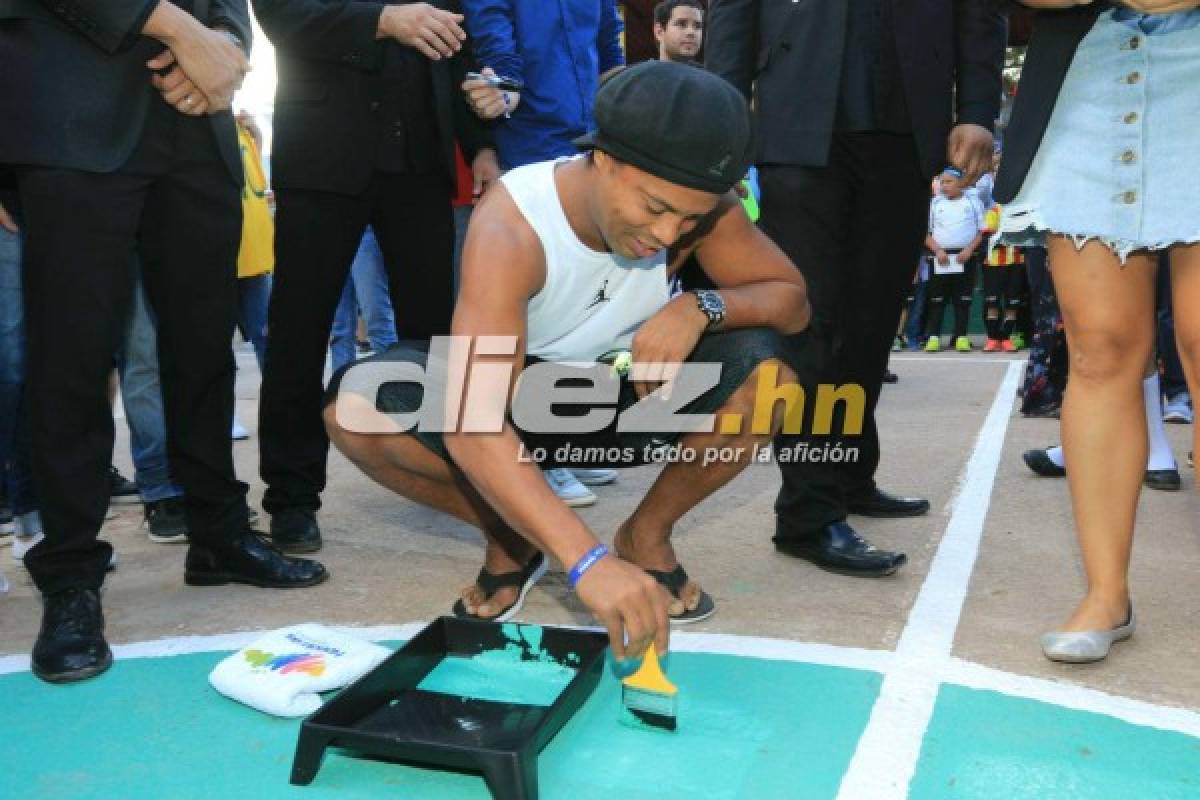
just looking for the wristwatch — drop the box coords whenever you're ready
[692,289,726,331]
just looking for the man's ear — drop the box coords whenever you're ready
[653,22,665,43]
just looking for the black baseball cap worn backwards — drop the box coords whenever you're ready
[574,60,754,195]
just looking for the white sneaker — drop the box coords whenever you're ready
[570,468,618,486]
[543,468,596,507]
[1163,392,1193,424]
[232,416,250,440]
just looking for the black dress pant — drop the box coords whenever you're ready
[259,172,454,513]
[760,133,930,532]
[18,99,246,594]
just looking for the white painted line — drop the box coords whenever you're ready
[944,657,1200,740]
[836,360,1024,800]
[4,611,1199,748]
[0,626,893,677]
[0,623,430,676]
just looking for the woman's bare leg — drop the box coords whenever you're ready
[1049,237,1156,632]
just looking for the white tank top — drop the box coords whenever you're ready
[500,157,669,363]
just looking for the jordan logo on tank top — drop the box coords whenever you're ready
[586,280,610,310]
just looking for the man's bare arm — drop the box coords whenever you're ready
[692,194,811,334]
[445,186,669,659]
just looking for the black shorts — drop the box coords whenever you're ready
[323,328,794,469]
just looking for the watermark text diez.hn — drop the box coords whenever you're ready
[334,336,864,464]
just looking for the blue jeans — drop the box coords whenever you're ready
[0,226,38,516]
[904,265,929,347]
[238,273,271,371]
[330,227,397,373]
[117,273,183,503]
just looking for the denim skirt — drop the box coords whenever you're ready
[1000,9,1200,262]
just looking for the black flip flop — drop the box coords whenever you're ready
[451,551,548,623]
[647,564,716,625]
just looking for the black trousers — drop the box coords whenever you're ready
[18,100,246,594]
[760,133,929,532]
[924,252,979,340]
[259,172,454,513]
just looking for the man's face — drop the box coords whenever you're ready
[591,151,721,259]
[655,7,704,63]
[940,173,964,198]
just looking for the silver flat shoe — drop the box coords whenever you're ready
[1041,607,1136,663]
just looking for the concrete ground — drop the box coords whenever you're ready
[3,345,1198,714]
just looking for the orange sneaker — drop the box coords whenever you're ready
[983,338,1001,352]
[1001,339,1017,352]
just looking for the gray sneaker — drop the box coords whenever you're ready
[1163,392,1193,424]
[543,468,596,507]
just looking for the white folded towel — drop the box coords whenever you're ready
[209,624,391,717]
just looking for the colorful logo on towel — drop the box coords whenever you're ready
[243,649,326,677]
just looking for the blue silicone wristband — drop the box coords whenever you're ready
[567,544,610,589]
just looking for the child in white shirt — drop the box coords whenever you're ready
[923,166,985,352]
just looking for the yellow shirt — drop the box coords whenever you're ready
[237,123,274,279]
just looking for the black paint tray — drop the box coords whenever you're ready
[289,616,608,800]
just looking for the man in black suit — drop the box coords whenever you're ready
[252,0,497,552]
[707,1,1005,576]
[0,0,329,683]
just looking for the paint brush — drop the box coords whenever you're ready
[619,643,677,732]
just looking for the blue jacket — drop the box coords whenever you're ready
[463,0,624,168]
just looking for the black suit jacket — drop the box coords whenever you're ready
[705,0,1007,179]
[253,0,493,196]
[0,0,250,183]
[994,4,1100,204]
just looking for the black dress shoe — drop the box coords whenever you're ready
[185,530,329,588]
[882,369,899,384]
[847,487,930,518]
[773,520,907,577]
[32,588,113,684]
[1144,468,1182,491]
[1026,447,1182,490]
[269,508,322,554]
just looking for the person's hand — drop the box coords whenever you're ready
[946,123,994,187]
[1117,0,1200,12]
[472,147,501,201]
[378,3,466,60]
[0,201,17,234]
[629,294,708,400]
[462,67,520,120]
[147,50,210,116]
[935,248,950,266]
[959,248,974,263]
[573,554,670,662]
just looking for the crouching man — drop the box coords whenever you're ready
[324,62,809,660]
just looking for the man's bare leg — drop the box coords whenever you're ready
[614,360,797,614]
[322,405,535,618]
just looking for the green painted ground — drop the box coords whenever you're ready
[6,646,1198,799]
[911,685,1200,800]
[0,647,879,800]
